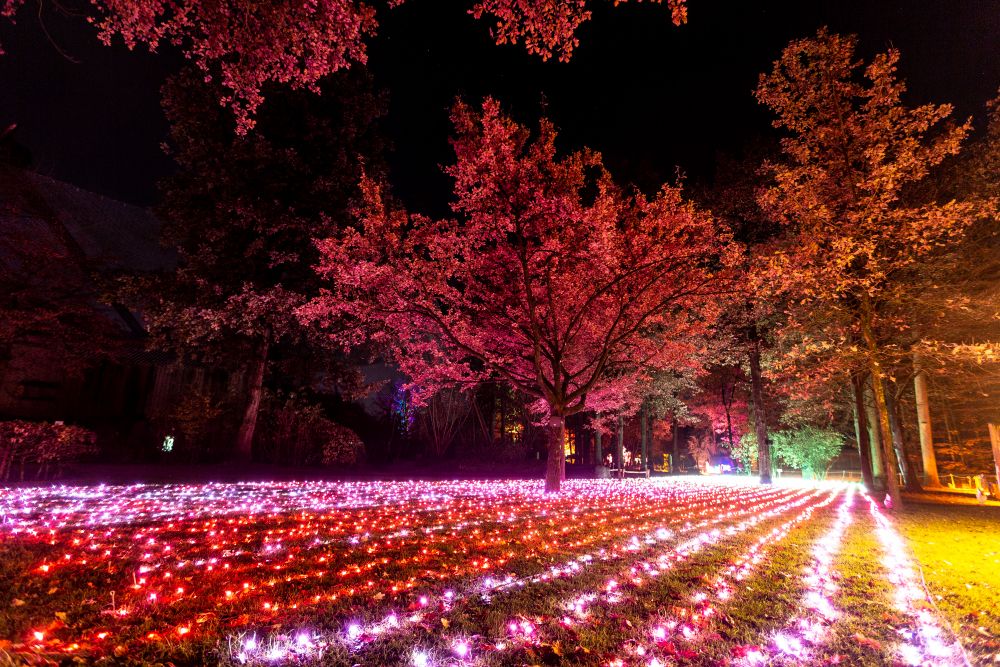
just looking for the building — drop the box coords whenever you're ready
[0,164,178,458]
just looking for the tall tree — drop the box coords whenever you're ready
[133,67,385,460]
[697,146,785,484]
[303,99,736,491]
[756,28,982,507]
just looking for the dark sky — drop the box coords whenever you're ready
[0,0,997,209]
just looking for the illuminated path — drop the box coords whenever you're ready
[0,478,967,665]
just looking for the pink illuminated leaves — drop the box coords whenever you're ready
[304,98,736,424]
[1,0,686,130]
[470,0,687,62]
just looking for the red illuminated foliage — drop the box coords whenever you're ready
[302,99,736,491]
[1,0,686,132]
[471,0,687,62]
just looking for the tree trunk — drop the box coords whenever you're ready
[913,353,941,487]
[748,341,772,484]
[672,421,680,473]
[886,386,922,492]
[640,406,648,471]
[647,413,654,471]
[595,428,603,467]
[614,415,625,479]
[722,381,735,452]
[545,416,566,493]
[235,335,269,462]
[560,426,566,482]
[850,372,875,491]
[864,385,886,482]
[988,423,1000,491]
[859,302,902,508]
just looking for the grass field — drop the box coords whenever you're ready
[897,498,1000,666]
[0,478,983,665]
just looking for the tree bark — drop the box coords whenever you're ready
[234,334,269,462]
[850,372,875,491]
[614,415,625,479]
[672,421,680,473]
[989,423,1000,491]
[545,415,566,492]
[886,386,922,492]
[864,385,885,482]
[748,340,772,484]
[912,353,941,487]
[859,301,902,508]
[640,406,648,471]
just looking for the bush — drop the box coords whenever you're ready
[0,420,97,480]
[256,392,365,466]
[771,427,843,480]
[322,423,365,466]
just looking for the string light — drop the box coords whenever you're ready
[0,478,964,666]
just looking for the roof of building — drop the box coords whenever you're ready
[0,167,175,342]
[0,169,174,273]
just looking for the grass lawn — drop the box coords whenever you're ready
[898,495,1000,666]
[0,479,982,666]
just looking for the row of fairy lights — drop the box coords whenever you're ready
[472,487,830,667]
[762,484,856,664]
[864,492,966,667]
[225,484,813,664]
[1,479,789,657]
[609,487,839,667]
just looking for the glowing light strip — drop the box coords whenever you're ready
[864,493,966,667]
[437,487,829,666]
[603,487,840,666]
[230,483,806,664]
[758,484,856,664]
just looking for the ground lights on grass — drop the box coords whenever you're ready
[0,479,797,660]
[237,483,805,664]
[602,487,840,665]
[761,484,856,664]
[865,492,967,667]
[459,486,827,664]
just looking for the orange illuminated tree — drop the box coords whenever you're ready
[756,29,983,508]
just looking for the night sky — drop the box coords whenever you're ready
[0,0,997,210]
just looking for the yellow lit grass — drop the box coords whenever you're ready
[897,499,1000,666]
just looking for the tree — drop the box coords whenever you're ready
[1,0,686,132]
[697,146,785,486]
[131,67,383,461]
[303,99,736,491]
[756,29,983,507]
[771,427,842,480]
[733,431,759,474]
[471,0,686,62]
[418,388,472,458]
